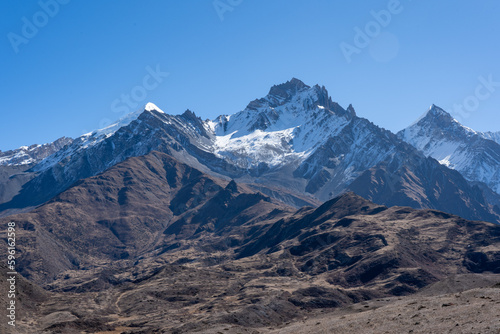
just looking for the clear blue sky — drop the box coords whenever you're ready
[1,0,500,151]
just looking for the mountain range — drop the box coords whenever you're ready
[1,78,500,332]
[1,78,499,224]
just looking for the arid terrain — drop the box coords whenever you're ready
[1,152,499,333]
[2,260,500,333]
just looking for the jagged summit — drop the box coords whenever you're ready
[182,109,199,120]
[405,104,472,137]
[346,104,356,118]
[410,104,453,127]
[245,78,335,111]
[268,78,310,98]
[0,136,73,166]
[206,79,358,169]
[428,104,445,114]
[426,104,453,119]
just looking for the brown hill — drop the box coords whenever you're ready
[238,192,500,295]
[1,151,292,284]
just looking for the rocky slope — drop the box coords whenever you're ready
[3,184,500,333]
[0,136,72,166]
[1,151,293,284]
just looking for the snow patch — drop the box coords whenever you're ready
[144,102,164,113]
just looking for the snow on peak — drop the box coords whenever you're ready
[399,104,500,194]
[85,108,142,139]
[144,102,164,113]
[207,79,353,169]
[0,137,73,167]
[481,131,500,145]
[428,104,449,117]
[417,105,479,135]
[213,79,346,137]
[243,78,331,112]
[93,101,165,137]
[34,105,150,171]
[409,104,447,127]
[36,102,168,171]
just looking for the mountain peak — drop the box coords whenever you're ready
[426,104,454,121]
[268,78,310,99]
[409,104,454,128]
[428,104,448,116]
[245,78,320,111]
[144,102,164,113]
[225,179,238,193]
[398,103,500,196]
[346,104,356,118]
[182,108,197,118]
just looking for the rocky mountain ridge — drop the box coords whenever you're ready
[1,79,500,225]
[0,136,72,166]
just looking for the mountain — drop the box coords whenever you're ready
[4,185,500,332]
[237,192,500,288]
[3,151,293,283]
[0,102,227,210]
[208,78,355,169]
[2,80,500,224]
[207,80,500,223]
[481,130,500,145]
[0,136,72,166]
[2,93,500,332]
[0,137,73,214]
[398,105,500,194]
[0,165,35,211]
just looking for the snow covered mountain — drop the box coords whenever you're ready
[0,137,72,166]
[481,131,500,145]
[34,80,354,174]
[207,78,354,169]
[398,105,500,194]
[2,79,500,224]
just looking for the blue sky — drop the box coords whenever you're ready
[1,0,500,151]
